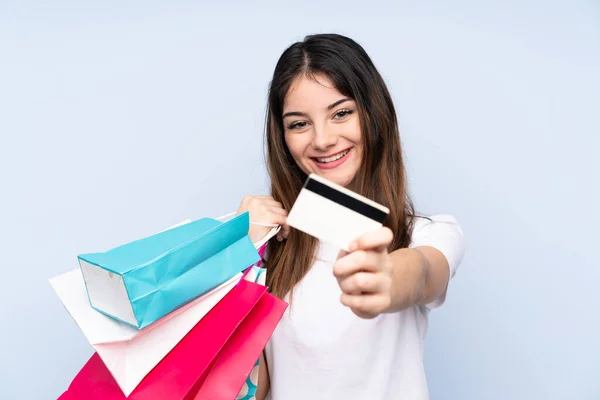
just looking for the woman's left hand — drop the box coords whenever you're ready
[333,227,396,319]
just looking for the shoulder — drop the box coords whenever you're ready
[410,214,464,241]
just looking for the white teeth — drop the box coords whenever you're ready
[316,149,350,163]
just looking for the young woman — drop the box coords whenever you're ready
[237,34,465,400]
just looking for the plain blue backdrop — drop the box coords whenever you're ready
[1,1,598,399]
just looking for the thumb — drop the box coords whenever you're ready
[337,249,349,260]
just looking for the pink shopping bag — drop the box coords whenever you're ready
[57,279,286,400]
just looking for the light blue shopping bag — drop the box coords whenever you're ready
[77,212,260,329]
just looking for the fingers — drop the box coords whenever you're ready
[246,197,282,212]
[264,204,289,240]
[266,211,287,227]
[259,200,289,241]
[336,249,349,260]
[340,293,391,319]
[260,200,284,210]
[242,195,275,202]
[240,195,292,243]
[249,196,283,209]
[276,224,291,241]
[267,207,287,216]
[333,227,396,319]
[241,195,282,210]
[241,195,288,222]
[264,208,289,242]
[333,250,380,277]
[349,227,393,252]
[276,222,291,242]
[337,272,384,294]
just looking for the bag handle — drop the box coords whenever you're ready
[215,212,281,250]
[215,212,278,227]
[164,213,280,252]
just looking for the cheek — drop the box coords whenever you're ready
[351,128,364,169]
[349,122,363,157]
[284,133,313,175]
[284,134,308,161]
[283,134,296,158]
[351,120,363,145]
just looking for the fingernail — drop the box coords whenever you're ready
[349,241,357,251]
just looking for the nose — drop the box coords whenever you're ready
[312,124,338,151]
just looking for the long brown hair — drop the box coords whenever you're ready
[264,33,416,299]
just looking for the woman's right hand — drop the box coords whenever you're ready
[237,195,290,244]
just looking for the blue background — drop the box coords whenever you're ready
[1,1,598,399]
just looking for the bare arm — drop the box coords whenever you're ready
[255,351,270,400]
[388,246,450,310]
[334,217,463,318]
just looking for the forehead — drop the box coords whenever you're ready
[283,73,348,113]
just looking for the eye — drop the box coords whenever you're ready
[333,109,354,119]
[287,121,309,130]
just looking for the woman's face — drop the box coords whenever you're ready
[283,73,363,188]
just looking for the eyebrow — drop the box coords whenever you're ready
[282,98,353,119]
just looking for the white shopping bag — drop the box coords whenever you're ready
[50,217,280,396]
[50,268,242,396]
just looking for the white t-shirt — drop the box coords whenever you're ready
[265,215,465,400]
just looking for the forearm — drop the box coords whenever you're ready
[388,246,450,310]
[255,352,270,400]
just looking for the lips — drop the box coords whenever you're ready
[311,148,351,164]
[310,147,353,170]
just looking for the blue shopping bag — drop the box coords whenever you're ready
[77,212,260,329]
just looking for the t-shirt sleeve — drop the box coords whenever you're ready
[409,214,465,309]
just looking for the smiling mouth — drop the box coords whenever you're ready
[312,148,351,163]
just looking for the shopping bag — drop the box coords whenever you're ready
[189,278,281,399]
[77,212,260,329]
[50,269,242,396]
[51,218,279,397]
[57,279,287,400]
[232,265,267,400]
[57,392,78,400]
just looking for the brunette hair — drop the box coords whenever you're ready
[264,33,416,299]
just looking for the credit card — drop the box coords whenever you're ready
[286,173,390,251]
